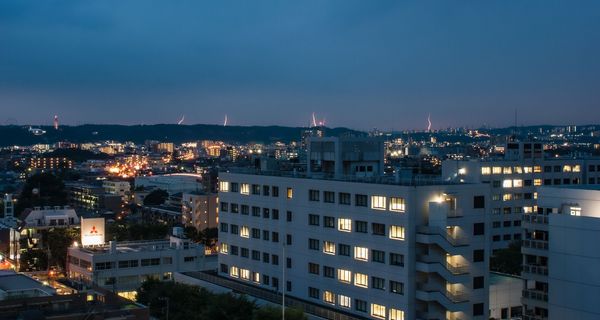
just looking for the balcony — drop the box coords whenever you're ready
[522,289,548,302]
[522,214,548,225]
[522,264,548,276]
[416,283,469,312]
[447,209,464,219]
[522,239,548,251]
[417,255,469,275]
[416,227,469,253]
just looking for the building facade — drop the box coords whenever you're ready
[442,141,600,251]
[218,171,491,320]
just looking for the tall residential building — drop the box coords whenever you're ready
[522,186,600,320]
[442,141,600,251]
[182,192,218,231]
[217,169,491,320]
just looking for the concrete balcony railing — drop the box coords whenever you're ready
[417,283,469,304]
[522,214,549,225]
[522,289,548,302]
[522,264,548,276]
[417,226,469,247]
[522,239,548,251]
[417,255,469,275]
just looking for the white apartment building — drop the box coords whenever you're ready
[217,171,491,320]
[67,227,207,300]
[522,186,600,320]
[442,141,600,252]
[21,206,80,229]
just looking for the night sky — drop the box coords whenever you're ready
[1,1,599,130]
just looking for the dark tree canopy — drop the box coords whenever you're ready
[143,189,169,206]
[490,241,522,276]
[16,173,67,216]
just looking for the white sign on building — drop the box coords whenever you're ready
[81,217,105,246]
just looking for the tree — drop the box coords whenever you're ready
[45,228,80,270]
[19,249,48,271]
[16,173,67,216]
[490,241,522,275]
[143,189,169,206]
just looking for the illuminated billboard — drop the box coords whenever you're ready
[81,217,105,246]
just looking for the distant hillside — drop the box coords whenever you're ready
[0,124,363,146]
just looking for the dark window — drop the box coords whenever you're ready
[252,184,261,195]
[474,196,485,209]
[252,250,260,261]
[251,228,260,239]
[309,214,320,226]
[309,287,319,299]
[473,223,485,236]
[230,203,239,213]
[355,194,368,207]
[272,186,279,197]
[503,221,511,227]
[371,276,385,290]
[355,220,368,233]
[286,234,292,245]
[230,224,239,235]
[503,234,511,241]
[231,245,238,255]
[372,249,385,263]
[390,253,404,266]
[309,189,320,201]
[272,232,279,243]
[286,281,292,292]
[286,258,292,269]
[220,263,228,273]
[524,180,532,186]
[263,208,270,219]
[241,205,249,215]
[308,263,320,274]
[220,223,228,233]
[272,277,279,289]
[272,209,279,220]
[372,223,385,235]
[473,276,484,289]
[493,235,501,242]
[323,216,335,228]
[339,192,351,205]
[263,185,270,196]
[286,211,293,222]
[501,308,508,319]
[241,248,249,258]
[473,249,484,262]
[338,244,351,256]
[252,206,260,217]
[262,230,270,241]
[390,280,404,295]
[271,254,279,265]
[544,166,552,173]
[324,191,335,203]
[355,299,367,312]
[220,202,228,212]
[263,275,270,285]
[262,252,270,263]
[230,182,239,192]
[323,266,335,278]
[473,303,484,316]
[309,238,320,250]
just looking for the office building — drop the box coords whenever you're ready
[442,141,600,251]
[182,192,219,231]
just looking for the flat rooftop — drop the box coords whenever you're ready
[0,271,55,295]
[72,238,198,255]
[223,167,459,187]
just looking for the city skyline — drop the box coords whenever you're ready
[2,1,600,129]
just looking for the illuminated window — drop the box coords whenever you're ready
[533,179,542,186]
[390,308,405,320]
[219,181,229,192]
[389,225,405,240]
[220,243,229,254]
[354,247,368,261]
[524,166,533,173]
[503,194,512,201]
[337,269,352,283]
[338,295,351,308]
[323,241,336,255]
[513,179,523,187]
[240,183,250,195]
[533,192,538,200]
[354,273,368,287]
[230,266,239,278]
[481,167,491,175]
[514,166,523,174]
[371,196,386,210]
[502,180,512,188]
[573,165,581,172]
[323,290,335,304]
[338,218,352,232]
[370,303,386,319]
[240,269,250,280]
[253,272,260,283]
[563,165,572,172]
[458,168,466,175]
[390,197,405,212]
[523,206,533,213]
[492,167,502,174]
[570,207,581,216]
[287,188,293,199]
[534,166,542,173]
[503,167,512,174]
[240,226,249,238]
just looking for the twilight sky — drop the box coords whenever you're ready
[1,1,599,130]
